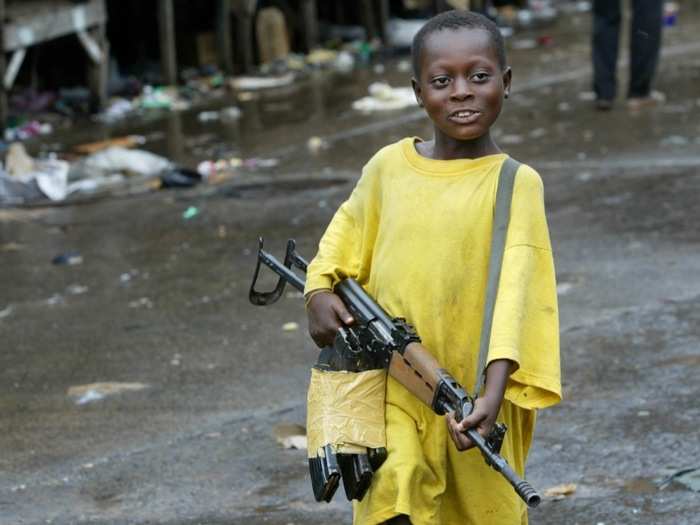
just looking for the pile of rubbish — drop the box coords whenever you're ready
[0,135,284,207]
[352,82,418,113]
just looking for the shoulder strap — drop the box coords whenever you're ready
[473,157,520,396]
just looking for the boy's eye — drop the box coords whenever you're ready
[471,73,491,82]
[431,77,450,87]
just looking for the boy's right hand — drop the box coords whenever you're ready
[306,291,354,348]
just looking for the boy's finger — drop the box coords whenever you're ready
[332,302,354,325]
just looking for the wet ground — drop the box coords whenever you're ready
[2,7,700,525]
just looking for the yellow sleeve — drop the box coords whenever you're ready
[305,155,382,294]
[488,165,561,410]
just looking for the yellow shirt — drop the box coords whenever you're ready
[306,138,561,525]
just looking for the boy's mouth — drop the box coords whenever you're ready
[448,109,481,124]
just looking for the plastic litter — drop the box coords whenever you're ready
[73,135,146,155]
[69,147,172,180]
[159,168,203,189]
[658,467,700,491]
[352,82,417,113]
[96,98,134,123]
[197,106,242,123]
[0,305,13,320]
[231,73,295,91]
[282,322,299,331]
[4,120,53,142]
[67,382,149,405]
[307,136,326,153]
[182,206,199,220]
[273,423,308,450]
[385,18,428,48]
[543,483,577,498]
[664,2,679,27]
[52,252,83,266]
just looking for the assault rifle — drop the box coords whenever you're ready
[249,238,541,508]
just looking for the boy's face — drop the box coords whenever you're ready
[412,27,511,144]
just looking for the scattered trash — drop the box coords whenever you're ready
[1,242,24,252]
[499,134,524,145]
[4,120,53,142]
[182,206,199,220]
[197,106,241,123]
[637,410,651,417]
[231,73,295,91]
[578,91,596,101]
[529,128,548,139]
[537,35,554,47]
[658,467,700,492]
[139,85,189,111]
[557,101,572,112]
[66,284,89,295]
[334,51,356,73]
[128,297,154,309]
[543,483,577,498]
[171,353,181,366]
[512,38,537,50]
[352,82,417,113]
[285,290,304,299]
[663,2,679,27]
[307,136,326,153]
[386,18,428,48]
[96,98,134,123]
[273,423,307,450]
[6,143,34,178]
[160,168,202,189]
[46,294,65,306]
[67,382,149,405]
[660,135,689,147]
[282,322,299,331]
[556,282,574,296]
[52,252,83,266]
[73,135,146,155]
[0,305,13,320]
[70,147,172,179]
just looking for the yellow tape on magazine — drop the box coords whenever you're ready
[306,368,386,458]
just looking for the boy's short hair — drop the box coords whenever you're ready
[411,10,507,78]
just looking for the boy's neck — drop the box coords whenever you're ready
[420,133,502,160]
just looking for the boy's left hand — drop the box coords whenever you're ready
[446,394,501,451]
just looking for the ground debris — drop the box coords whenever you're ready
[658,467,700,492]
[273,423,307,450]
[67,382,149,405]
[543,482,577,499]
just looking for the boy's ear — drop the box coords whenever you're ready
[502,67,513,99]
[411,78,424,107]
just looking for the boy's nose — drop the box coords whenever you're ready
[450,78,472,100]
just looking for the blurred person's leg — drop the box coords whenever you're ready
[592,0,622,106]
[628,0,663,99]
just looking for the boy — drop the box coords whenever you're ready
[304,10,561,525]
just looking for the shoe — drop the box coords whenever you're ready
[627,90,666,111]
[595,98,614,111]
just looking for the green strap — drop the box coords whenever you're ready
[473,157,520,397]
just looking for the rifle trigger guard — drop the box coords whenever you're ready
[390,318,421,354]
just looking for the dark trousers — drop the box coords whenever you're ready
[592,0,663,100]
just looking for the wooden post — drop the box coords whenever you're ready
[87,24,109,112]
[216,0,233,74]
[0,0,7,132]
[377,0,390,44]
[359,0,377,40]
[300,0,318,52]
[231,0,255,73]
[158,0,177,85]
